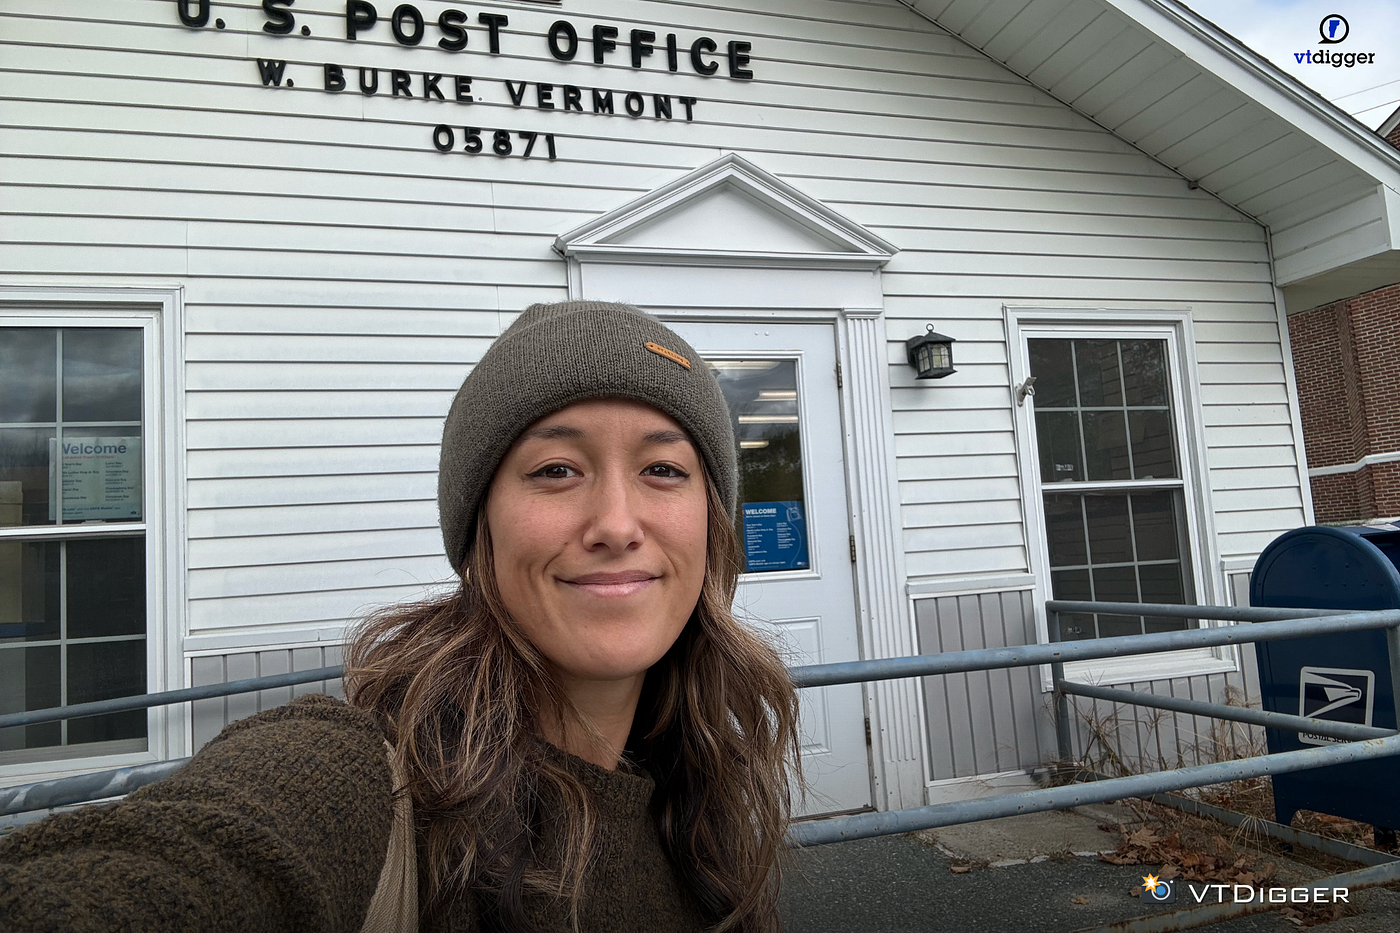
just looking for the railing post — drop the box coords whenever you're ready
[1049,608,1073,763]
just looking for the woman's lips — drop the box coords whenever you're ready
[563,571,658,597]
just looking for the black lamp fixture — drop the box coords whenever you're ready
[905,323,956,379]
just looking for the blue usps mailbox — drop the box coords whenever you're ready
[1251,525,1400,831]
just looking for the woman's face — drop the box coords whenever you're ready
[484,398,709,690]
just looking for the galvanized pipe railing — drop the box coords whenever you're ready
[2,606,1388,731]
[789,732,1400,846]
[1058,679,1395,743]
[790,606,1400,687]
[0,666,344,732]
[7,601,1400,842]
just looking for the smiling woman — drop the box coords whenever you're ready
[0,302,802,933]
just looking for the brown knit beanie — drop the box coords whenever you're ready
[438,301,738,574]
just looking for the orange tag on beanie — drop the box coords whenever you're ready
[644,341,691,370]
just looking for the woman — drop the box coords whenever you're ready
[0,301,802,933]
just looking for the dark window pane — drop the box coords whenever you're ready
[1122,340,1168,406]
[1129,410,1177,479]
[1098,615,1144,637]
[66,639,147,705]
[1132,492,1180,561]
[708,360,808,574]
[0,329,57,423]
[0,645,61,751]
[1085,495,1134,564]
[1092,565,1139,603]
[1028,339,1076,407]
[1139,563,1186,606]
[56,425,142,523]
[0,427,57,526]
[1145,616,1190,634]
[1058,614,1094,639]
[68,538,146,639]
[63,329,143,423]
[1075,340,1123,407]
[1036,411,1082,482]
[0,540,59,643]
[1044,495,1087,567]
[1051,568,1092,601]
[1082,410,1130,480]
[67,639,147,745]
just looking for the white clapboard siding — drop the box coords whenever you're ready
[3,1,1305,677]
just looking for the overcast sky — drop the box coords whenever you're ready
[1183,0,1400,129]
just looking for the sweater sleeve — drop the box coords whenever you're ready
[0,694,394,933]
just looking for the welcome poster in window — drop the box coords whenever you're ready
[741,501,809,572]
[48,437,142,521]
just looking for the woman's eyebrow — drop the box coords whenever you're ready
[521,426,688,444]
[522,424,585,441]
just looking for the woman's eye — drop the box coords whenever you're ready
[532,464,578,479]
[644,463,689,479]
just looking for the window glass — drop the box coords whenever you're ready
[1035,412,1082,483]
[1074,339,1123,407]
[0,324,149,764]
[0,329,57,423]
[1028,337,1194,640]
[0,427,56,526]
[0,538,148,757]
[708,360,809,574]
[0,329,143,527]
[63,329,143,423]
[0,539,60,643]
[1082,410,1130,481]
[68,537,146,639]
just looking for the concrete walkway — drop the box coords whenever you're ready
[779,804,1400,933]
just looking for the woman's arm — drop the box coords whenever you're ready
[0,694,394,933]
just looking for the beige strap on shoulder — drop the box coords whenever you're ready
[361,741,419,933]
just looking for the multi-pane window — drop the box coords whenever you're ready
[1029,338,1194,639]
[0,327,148,764]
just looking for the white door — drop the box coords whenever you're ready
[668,320,871,815]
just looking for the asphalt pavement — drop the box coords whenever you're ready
[778,806,1400,933]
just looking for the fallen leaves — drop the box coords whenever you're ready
[1100,821,1275,890]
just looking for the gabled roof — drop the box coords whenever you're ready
[1378,104,1400,141]
[901,0,1400,311]
[555,153,897,270]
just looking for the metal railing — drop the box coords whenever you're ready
[6,601,1400,855]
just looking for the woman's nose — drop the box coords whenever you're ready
[581,473,644,551]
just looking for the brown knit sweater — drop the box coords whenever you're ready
[0,695,708,933]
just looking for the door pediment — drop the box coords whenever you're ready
[554,154,897,270]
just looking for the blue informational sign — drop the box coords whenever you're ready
[741,500,809,571]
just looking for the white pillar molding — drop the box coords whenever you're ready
[839,308,929,810]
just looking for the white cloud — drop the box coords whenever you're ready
[1185,0,1400,127]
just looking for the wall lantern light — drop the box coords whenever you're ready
[905,324,956,379]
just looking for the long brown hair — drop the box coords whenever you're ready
[345,471,801,932]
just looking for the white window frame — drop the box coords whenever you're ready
[1006,306,1233,688]
[0,288,186,783]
